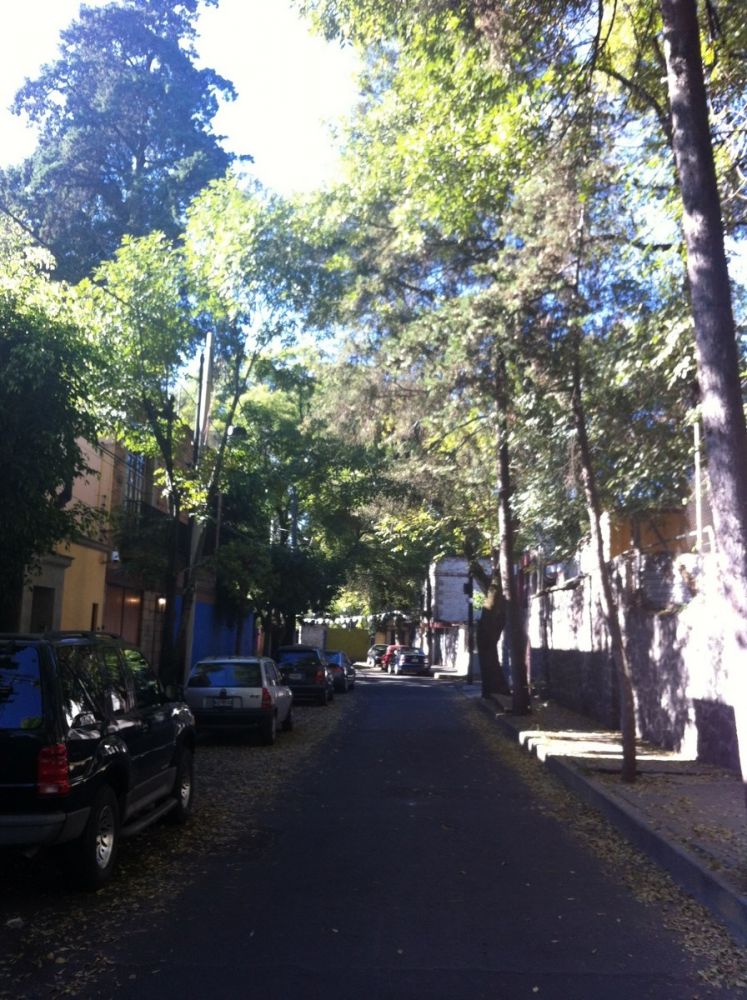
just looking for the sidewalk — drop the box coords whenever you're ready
[460,684,747,947]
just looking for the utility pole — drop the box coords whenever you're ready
[465,574,474,684]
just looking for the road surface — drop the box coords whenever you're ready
[1,670,743,999]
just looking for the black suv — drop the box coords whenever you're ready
[0,632,196,889]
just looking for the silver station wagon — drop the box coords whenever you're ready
[185,657,293,745]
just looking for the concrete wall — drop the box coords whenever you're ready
[528,552,739,770]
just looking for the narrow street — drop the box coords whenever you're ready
[1,672,744,999]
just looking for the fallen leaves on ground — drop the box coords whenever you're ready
[464,700,747,992]
[0,698,356,999]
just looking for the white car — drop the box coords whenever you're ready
[185,656,293,744]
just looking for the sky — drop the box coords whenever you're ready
[0,0,361,194]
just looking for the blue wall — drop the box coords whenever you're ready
[190,600,255,668]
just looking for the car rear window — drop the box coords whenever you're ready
[0,645,43,730]
[277,650,320,666]
[188,662,262,688]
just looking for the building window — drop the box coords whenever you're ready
[124,452,146,511]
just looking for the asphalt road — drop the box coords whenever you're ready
[2,671,744,999]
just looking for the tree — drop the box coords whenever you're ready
[2,0,235,282]
[472,0,747,784]
[293,16,541,703]
[75,177,315,683]
[299,0,743,779]
[0,224,98,628]
[658,0,747,800]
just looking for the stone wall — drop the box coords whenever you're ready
[527,552,739,770]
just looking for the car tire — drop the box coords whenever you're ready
[282,708,293,732]
[261,713,277,745]
[318,688,328,706]
[167,748,194,825]
[72,785,120,891]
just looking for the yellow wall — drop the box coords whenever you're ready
[326,627,371,660]
[59,542,108,631]
[609,510,691,558]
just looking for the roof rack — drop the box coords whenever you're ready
[43,630,122,640]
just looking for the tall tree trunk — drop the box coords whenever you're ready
[659,0,747,803]
[174,519,204,680]
[496,396,531,714]
[571,360,637,782]
[470,554,511,698]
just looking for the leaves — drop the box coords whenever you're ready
[2,0,233,281]
[0,226,99,621]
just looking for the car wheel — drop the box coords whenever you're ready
[72,785,119,890]
[261,713,277,745]
[282,707,293,732]
[167,748,194,825]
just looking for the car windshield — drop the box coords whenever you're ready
[400,648,420,654]
[0,644,43,730]
[188,662,262,688]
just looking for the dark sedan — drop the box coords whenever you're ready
[325,650,356,692]
[276,645,334,705]
[388,646,430,676]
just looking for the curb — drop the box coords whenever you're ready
[475,698,747,947]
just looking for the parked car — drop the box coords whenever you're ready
[276,645,334,705]
[325,651,356,692]
[388,646,430,676]
[185,656,292,744]
[0,631,196,889]
[366,643,388,669]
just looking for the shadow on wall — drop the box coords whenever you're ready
[625,608,691,754]
[529,551,741,769]
[693,699,740,771]
[532,646,619,728]
[532,585,618,728]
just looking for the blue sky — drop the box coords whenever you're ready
[0,0,360,193]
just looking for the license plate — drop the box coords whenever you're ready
[289,672,303,681]
[214,697,233,708]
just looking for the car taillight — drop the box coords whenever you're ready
[261,687,272,710]
[37,743,71,796]
[315,669,326,685]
